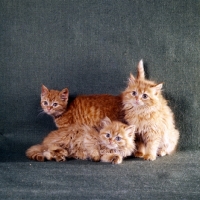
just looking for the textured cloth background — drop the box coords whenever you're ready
[0,0,200,199]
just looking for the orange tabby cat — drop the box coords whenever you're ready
[122,60,180,161]
[40,85,124,128]
[26,117,135,164]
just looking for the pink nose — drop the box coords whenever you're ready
[47,107,52,111]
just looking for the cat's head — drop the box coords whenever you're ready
[122,60,163,110]
[41,85,69,117]
[98,117,135,150]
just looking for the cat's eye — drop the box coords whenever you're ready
[132,91,137,96]
[142,94,148,99]
[115,136,121,141]
[53,103,58,107]
[43,101,48,106]
[106,133,110,138]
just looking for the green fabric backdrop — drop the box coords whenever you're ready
[0,0,200,199]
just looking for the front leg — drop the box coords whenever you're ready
[101,153,123,164]
[90,149,101,162]
[134,133,145,158]
[143,136,161,161]
[134,141,145,158]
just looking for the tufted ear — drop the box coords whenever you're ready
[137,59,145,79]
[125,125,135,138]
[100,116,112,128]
[151,83,163,95]
[128,73,136,85]
[60,88,69,101]
[41,85,49,97]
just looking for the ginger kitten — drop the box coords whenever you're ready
[26,117,135,164]
[122,60,179,161]
[40,85,124,128]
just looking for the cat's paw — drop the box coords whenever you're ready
[90,151,100,162]
[143,154,156,161]
[157,150,167,157]
[55,155,66,162]
[134,151,144,158]
[91,155,100,162]
[111,155,122,164]
[43,151,52,160]
[48,148,68,162]
[55,149,68,162]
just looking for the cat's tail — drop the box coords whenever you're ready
[26,143,69,162]
[137,59,145,79]
[26,144,46,162]
[167,129,180,155]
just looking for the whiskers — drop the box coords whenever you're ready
[123,99,158,115]
[99,141,106,146]
[99,140,118,150]
[125,105,134,111]
[122,101,134,111]
[37,109,46,119]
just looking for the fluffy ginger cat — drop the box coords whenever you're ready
[26,117,135,164]
[122,60,180,161]
[40,85,123,128]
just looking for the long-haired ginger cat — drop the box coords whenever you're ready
[122,60,179,161]
[26,117,135,164]
[40,85,123,128]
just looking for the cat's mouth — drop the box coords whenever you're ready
[107,144,117,149]
[133,100,144,106]
[44,109,62,117]
[45,109,53,115]
[44,109,51,114]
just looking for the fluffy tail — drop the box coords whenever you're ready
[26,143,69,162]
[26,144,46,161]
[137,59,145,79]
[167,129,180,155]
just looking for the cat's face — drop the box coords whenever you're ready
[123,74,163,109]
[99,117,135,150]
[41,85,69,117]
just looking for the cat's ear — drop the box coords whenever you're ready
[151,83,163,95]
[100,116,112,128]
[137,59,145,80]
[125,125,135,138]
[60,88,69,101]
[128,73,136,85]
[41,85,49,97]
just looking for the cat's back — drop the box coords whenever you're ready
[60,94,123,126]
[74,94,122,107]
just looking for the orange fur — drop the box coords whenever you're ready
[41,85,124,128]
[26,117,135,164]
[122,60,180,161]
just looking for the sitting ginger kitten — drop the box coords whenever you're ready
[122,60,180,161]
[26,117,135,164]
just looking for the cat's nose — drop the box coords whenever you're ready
[47,106,52,111]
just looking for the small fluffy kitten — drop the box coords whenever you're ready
[40,85,123,128]
[122,60,179,161]
[26,117,135,164]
